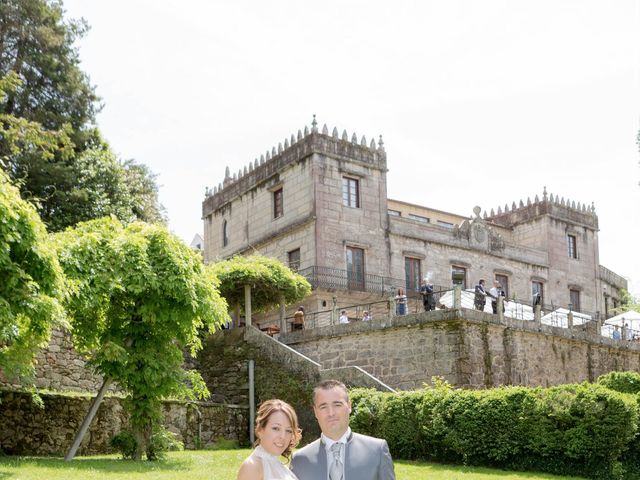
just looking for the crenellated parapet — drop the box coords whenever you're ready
[202,115,386,216]
[484,187,598,230]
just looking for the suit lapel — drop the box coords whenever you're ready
[344,431,354,479]
[318,439,328,480]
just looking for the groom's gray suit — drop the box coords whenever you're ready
[290,431,395,480]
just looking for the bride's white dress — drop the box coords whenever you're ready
[249,445,299,480]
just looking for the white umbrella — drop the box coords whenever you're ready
[604,310,640,327]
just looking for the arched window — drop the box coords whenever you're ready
[222,220,229,247]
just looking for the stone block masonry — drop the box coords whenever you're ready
[282,309,640,390]
[0,389,247,455]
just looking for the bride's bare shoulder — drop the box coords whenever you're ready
[237,454,264,480]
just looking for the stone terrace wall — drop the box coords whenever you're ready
[0,390,247,455]
[195,327,392,444]
[281,309,640,390]
[0,327,115,394]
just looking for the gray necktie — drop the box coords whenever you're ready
[329,443,343,480]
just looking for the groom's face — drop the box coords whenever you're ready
[313,386,352,440]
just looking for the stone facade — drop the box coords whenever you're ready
[281,309,640,391]
[0,389,247,455]
[202,119,627,329]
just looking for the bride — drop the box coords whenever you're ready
[237,399,302,480]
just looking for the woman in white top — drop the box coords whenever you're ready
[237,399,302,480]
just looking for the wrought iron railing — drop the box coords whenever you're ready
[298,266,402,295]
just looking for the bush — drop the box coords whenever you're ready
[110,431,137,460]
[349,388,385,438]
[147,427,184,461]
[597,371,640,394]
[347,381,639,479]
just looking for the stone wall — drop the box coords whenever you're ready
[0,327,114,394]
[194,327,393,445]
[281,309,640,390]
[0,389,247,455]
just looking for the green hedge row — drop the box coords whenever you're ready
[350,373,640,479]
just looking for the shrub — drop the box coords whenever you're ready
[379,390,426,460]
[347,381,639,479]
[597,371,640,394]
[147,427,184,461]
[110,431,137,460]
[349,388,385,438]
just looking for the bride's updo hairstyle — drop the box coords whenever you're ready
[254,399,302,460]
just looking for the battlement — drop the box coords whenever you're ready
[484,187,598,229]
[202,116,387,216]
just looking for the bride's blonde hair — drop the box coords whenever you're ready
[254,399,302,460]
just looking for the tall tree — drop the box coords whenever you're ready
[0,1,165,230]
[54,217,228,460]
[0,169,66,382]
[0,0,99,136]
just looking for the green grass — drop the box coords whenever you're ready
[0,449,586,480]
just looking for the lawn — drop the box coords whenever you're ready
[0,449,586,480]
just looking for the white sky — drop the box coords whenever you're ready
[63,0,640,296]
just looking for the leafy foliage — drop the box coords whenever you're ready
[53,217,229,459]
[612,289,640,316]
[0,72,165,231]
[0,0,165,231]
[110,431,137,460]
[28,135,166,231]
[0,0,98,134]
[597,371,640,394]
[348,381,639,479]
[0,169,66,381]
[208,255,311,312]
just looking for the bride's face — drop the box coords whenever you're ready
[257,410,294,456]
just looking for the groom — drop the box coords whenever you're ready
[291,379,395,480]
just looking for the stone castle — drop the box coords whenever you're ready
[202,116,627,326]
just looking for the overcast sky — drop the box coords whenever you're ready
[63,0,640,296]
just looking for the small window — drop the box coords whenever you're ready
[342,177,360,208]
[569,289,581,312]
[437,220,454,229]
[288,248,301,272]
[388,209,401,217]
[451,266,467,288]
[408,214,430,224]
[532,281,544,306]
[495,274,509,298]
[273,188,283,218]
[405,257,421,292]
[567,234,577,259]
[222,220,229,247]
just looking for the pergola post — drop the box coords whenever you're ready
[279,295,286,333]
[453,285,462,309]
[244,284,252,327]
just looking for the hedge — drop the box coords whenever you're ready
[350,379,639,479]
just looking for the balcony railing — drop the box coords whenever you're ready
[298,266,403,295]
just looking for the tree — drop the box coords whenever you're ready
[53,217,228,460]
[613,289,640,315]
[0,169,66,381]
[0,0,99,135]
[0,0,165,231]
[0,72,165,231]
[26,134,166,231]
[208,254,311,317]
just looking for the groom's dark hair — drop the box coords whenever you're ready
[313,379,349,403]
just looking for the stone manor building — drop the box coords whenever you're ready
[201,118,627,328]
